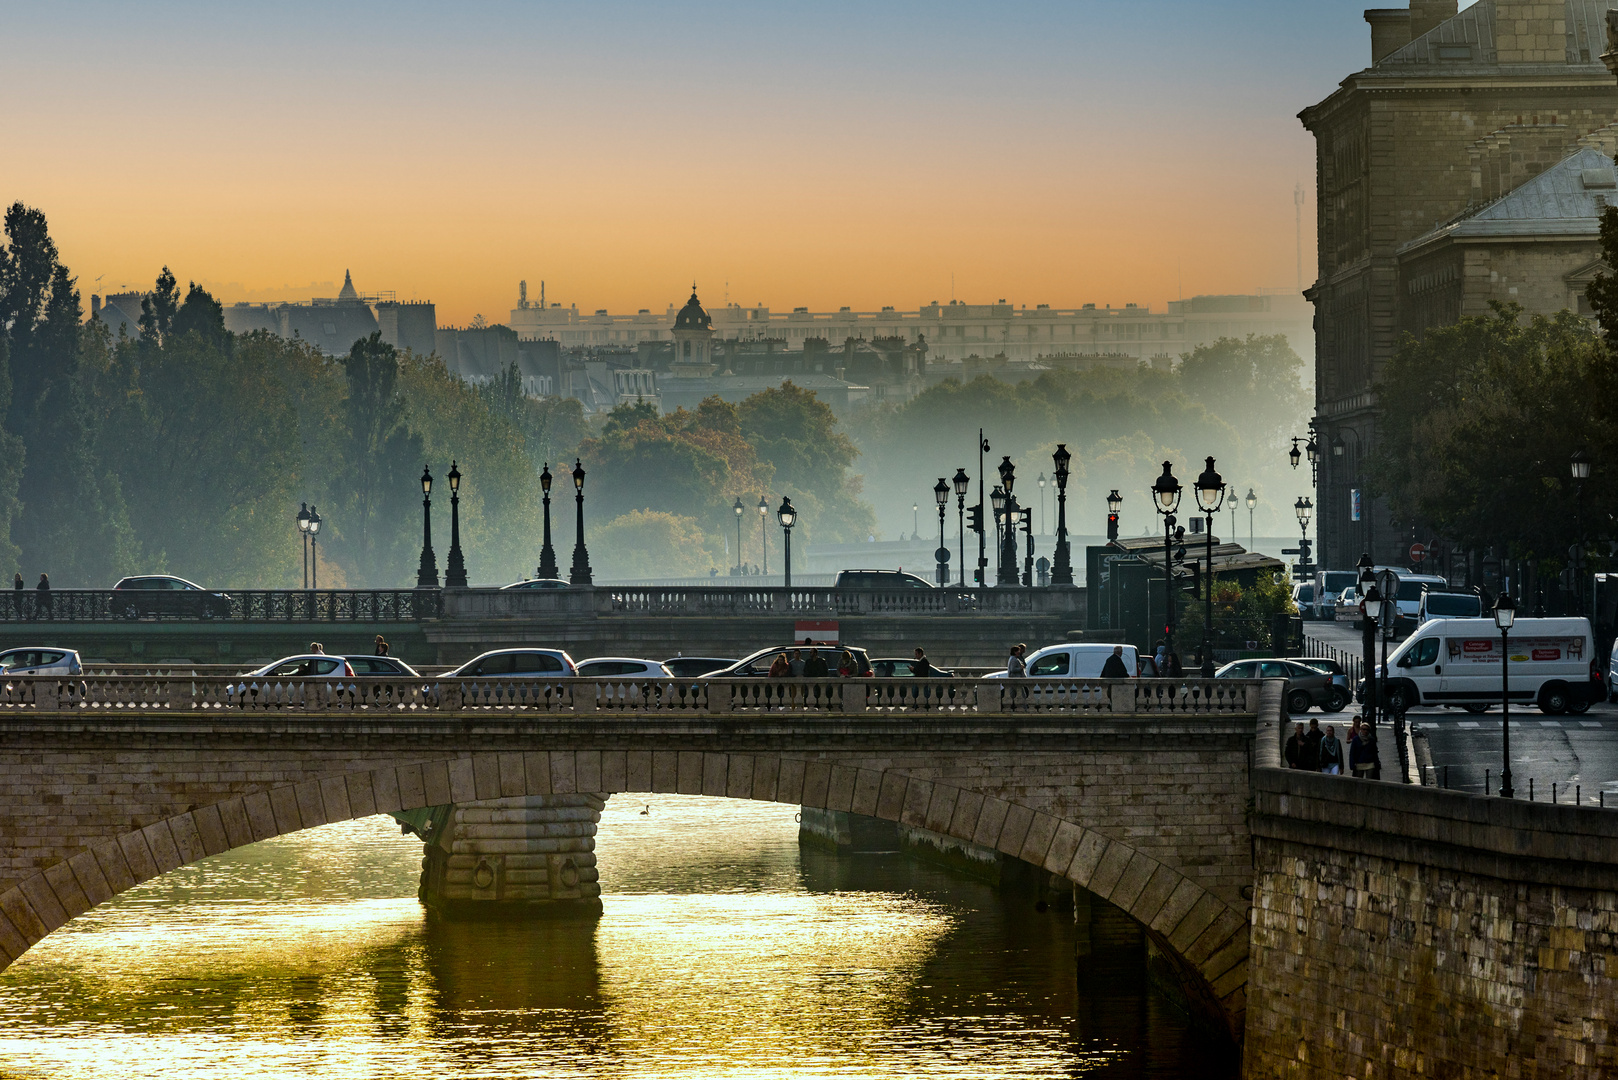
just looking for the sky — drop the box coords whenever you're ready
[2,1,1415,324]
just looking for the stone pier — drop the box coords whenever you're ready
[418,794,604,916]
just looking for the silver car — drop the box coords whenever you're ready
[0,647,82,676]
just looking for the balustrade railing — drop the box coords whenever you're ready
[0,589,441,623]
[0,676,1259,716]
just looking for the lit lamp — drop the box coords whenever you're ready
[733,496,745,576]
[933,477,950,585]
[1495,591,1516,798]
[1152,461,1182,652]
[1194,456,1226,676]
[296,503,312,589]
[307,506,322,591]
[758,495,770,578]
[777,497,797,589]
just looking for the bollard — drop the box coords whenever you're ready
[1577,784,1581,806]
[1530,778,1535,801]
[1553,782,1558,803]
[1485,769,1491,795]
[1443,765,1449,790]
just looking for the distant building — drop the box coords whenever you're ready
[89,292,144,338]
[224,270,390,356]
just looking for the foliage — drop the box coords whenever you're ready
[1368,303,1616,566]
[1208,574,1296,650]
[475,360,588,469]
[337,333,426,582]
[737,381,873,544]
[590,510,722,580]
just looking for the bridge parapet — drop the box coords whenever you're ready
[0,588,438,623]
[446,585,1084,619]
[6,675,1258,717]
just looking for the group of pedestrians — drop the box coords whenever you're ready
[11,573,49,619]
[765,647,872,678]
[1286,716,1381,780]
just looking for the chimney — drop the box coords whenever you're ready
[1365,8,1413,63]
[90,294,101,318]
[1408,0,1457,39]
[1495,2,1570,65]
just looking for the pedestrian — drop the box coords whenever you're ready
[788,649,805,677]
[1302,718,1323,771]
[1006,644,1027,678]
[1318,724,1343,775]
[1100,645,1131,679]
[35,573,49,620]
[1154,639,1167,671]
[767,652,791,678]
[1165,650,1184,677]
[1285,722,1306,769]
[1349,722,1381,780]
[913,648,933,678]
[374,635,390,656]
[11,573,20,620]
[804,648,829,679]
[837,650,857,677]
[309,641,325,654]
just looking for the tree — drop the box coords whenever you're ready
[591,510,721,580]
[137,267,179,345]
[737,381,873,543]
[338,333,425,583]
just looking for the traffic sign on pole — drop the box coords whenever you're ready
[1409,543,1427,563]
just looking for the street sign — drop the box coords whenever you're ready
[935,547,951,562]
[1409,543,1427,563]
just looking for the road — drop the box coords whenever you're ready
[1296,616,1618,806]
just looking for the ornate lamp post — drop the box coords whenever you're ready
[1294,496,1314,579]
[733,497,745,576]
[1022,495,1035,587]
[1194,456,1226,676]
[990,484,1006,581]
[758,495,769,577]
[777,497,797,589]
[976,430,991,589]
[1152,461,1182,652]
[1052,444,1074,584]
[444,461,468,588]
[996,456,1019,586]
[1037,471,1047,536]
[912,502,919,540]
[569,459,593,585]
[1356,553,1377,729]
[934,478,950,585]
[1105,487,1122,543]
[1571,449,1591,615]
[1289,438,1302,472]
[296,503,311,589]
[1495,591,1516,798]
[1226,487,1238,543]
[308,506,321,590]
[1245,488,1257,551]
[952,467,970,587]
[415,467,439,589]
[538,464,559,579]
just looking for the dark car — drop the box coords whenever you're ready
[112,575,231,619]
[1293,657,1353,704]
[343,655,420,676]
[869,658,957,678]
[699,644,871,678]
[833,570,935,590]
[1215,658,1345,714]
[663,656,736,679]
[500,578,571,590]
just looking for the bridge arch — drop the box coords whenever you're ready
[0,749,1250,1037]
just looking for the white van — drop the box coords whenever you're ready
[982,642,1139,679]
[1416,589,1482,624]
[1377,616,1603,715]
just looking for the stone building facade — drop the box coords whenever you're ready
[1300,0,1618,569]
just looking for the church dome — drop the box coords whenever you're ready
[673,286,712,331]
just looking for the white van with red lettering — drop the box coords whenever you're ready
[1376,616,1602,715]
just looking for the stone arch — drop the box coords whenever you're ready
[0,749,1249,1038]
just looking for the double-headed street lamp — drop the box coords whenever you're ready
[777,497,797,588]
[1152,461,1183,652]
[952,468,970,587]
[934,478,950,584]
[997,456,1020,586]
[445,461,468,588]
[307,506,322,590]
[758,495,769,577]
[416,466,439,589]
[296,503,312,588]
[570,459,593,585]
[1052,445,1074,584]
[1495,591,1517,798]
[1195,456,1226,676]
[990,484,1006,580]
[733,497,745,575]
[538,464,559,579]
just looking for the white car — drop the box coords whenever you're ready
[0,647,82,676]
[982,643,1139,679]
[227,654,357,700]
[576,657,674,679]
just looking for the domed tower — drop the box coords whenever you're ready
[670,284,717,376]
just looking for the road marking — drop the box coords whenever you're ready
[1458,721,1481,728]
[1581,721,1603,728]
[1540,721,1562,728]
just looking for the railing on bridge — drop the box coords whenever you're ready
[1302,632,1363,683]
[0,590,441,623]
[2,676,1259,716]
[448,585,1084,619]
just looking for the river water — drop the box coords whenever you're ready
[0,795,1235,1078]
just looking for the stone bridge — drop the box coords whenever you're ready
[0,673,1260,1040]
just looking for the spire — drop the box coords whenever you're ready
[337,269,359,302]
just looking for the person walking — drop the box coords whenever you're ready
[1100,646,1131,679]
[1349,721,1381,780]
[837,650,857,677]
[788,649,805,677]
[1302,718,1324,771]
[767,652,791,678]
[309,641,325,654]
[1318,724,1343,775]
[1006,644,1027,678]
[374,635,390,656]
[912,648,933,678]
[1285,722,1306,769]
[1165,650,1184,677]
[11,573,21,620]
[1154,639,1168,671]
[35,573,49,620]
[804,648,829,679]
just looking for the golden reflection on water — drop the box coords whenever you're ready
[0,796,1217,1079]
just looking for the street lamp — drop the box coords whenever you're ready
[733,497,745,575]
[1288,438,1302,471]
[569,459,593,585]
[1225,487,1238,544]
[934,477,950,585]
[1037,471,1047,535]
[912,502,919,541]
[1495,591,1516,798]
[1571,449,1591,615]
[1105,486,1121,543]
[1294,496,1314,579]
[952,467,970,588]
[1357,553,1377,729]
[538,464,559,579]
[777,497,797,589]
[990,484,1006,582]
[416,466,439,589]
[1245,488,1257,551]
[307,506,322,591]
[1052,445,1074,583]
[758,495,769,577]
[296,503,311,589]
[1195,457,1226,676]
[444,460,468,588]
[1152,461,1183,653]
[1020,493,1035,587]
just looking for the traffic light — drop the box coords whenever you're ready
[1106,512,1119,541]
[1185,564,1201,598]
[967,503,984,535]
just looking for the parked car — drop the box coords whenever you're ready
[699,644,871,677]
[1366,616,1602,716]
[1334,586,1361,622]
[833,570,934,589]
[343,655,420,676]
[112,575,232,619]
[1215,658,1343,714]
[662,656,735,679]
[227,654,357,699]
[500,578,571,590]
[0,647,82,676]
[445,649,576,678]
[1313,570,1357,620]
[576,658,674,679]
[982,643,1139,679]
[869,657,957,678]
[1290,583,1318,620]
[1293,657,1353,706]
